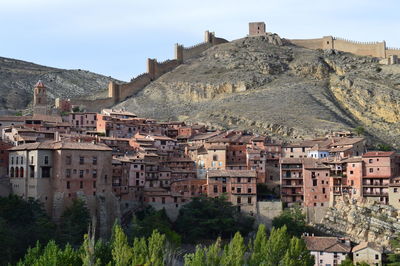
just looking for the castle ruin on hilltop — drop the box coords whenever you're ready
[55,22,399,113]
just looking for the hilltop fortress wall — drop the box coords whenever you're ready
[289,36,389,58]
[67,31,228,112]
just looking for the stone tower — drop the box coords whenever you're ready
[33,80,48,115]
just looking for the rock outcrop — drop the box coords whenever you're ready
[116,33,400,147]
[316,196,400,249]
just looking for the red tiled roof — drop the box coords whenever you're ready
[362,151,396,158]
[303,236,351,253]
[9,140,112,151]
[352,241,383,253]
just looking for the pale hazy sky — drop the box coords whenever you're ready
[1,0,399,81]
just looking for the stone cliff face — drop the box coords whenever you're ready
[116,34,400,147]
[316,197,400,249]
[0,57,119,113]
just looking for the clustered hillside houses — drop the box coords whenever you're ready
[0,81,398,263]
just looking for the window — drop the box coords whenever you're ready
[313,180,317,186]
[21,157,23,164]
[80,181,83,189]
[238,178,241,183]
[369,168,373,173]
[93,181,96,188]
[66,169,71,178]
[248,177,251,183]
[248,197,252,204]
[41,167,50,178]
[16,157,19,165]
[369,159,373,163]
[92,156,97,165]
[375,254,379,260]
[322,188,326,194]
[92,170,97,178]
[44,156,48,165]
[395,188,398,193]
[79,156,84,164]
[350,170,354,175]
[80,170,84,178]
[11,157,14,165]
[66,156,72,165]
[30,166,34,178]
[213,185,218,193]
[237,197,241,204]
[237,187,242,193]
[213,155,218,161]
[248,188,252,193]
[222,186,227,193]
[66,181,70,189]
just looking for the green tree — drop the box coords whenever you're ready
[18,240,81,266]
[184,237,222,266]
[58,199,90,246]
[282,237,314,266]
[340,256,354,266]
[130,207,181,245]
[220,232,246,266]
[111,223,132,266]
[184,245,206,266]
[0,195,56,264]
[354,126,365,136]
[248,224,268,266]
[80,224,101,266]
[147,230,166,266]
[264,226,290,266]
[131,237,147,266]
[272,206,307,237]
[175,196,254,242]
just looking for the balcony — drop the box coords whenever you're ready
[363,191,388,197]
[281,184,303,188]
[362,181,388,187]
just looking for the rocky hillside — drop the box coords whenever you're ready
[0,57,119,113]
[316,196,400,249]
[116,34,400,147]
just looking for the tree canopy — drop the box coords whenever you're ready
[272,205,308,237]
[174,196,254,243]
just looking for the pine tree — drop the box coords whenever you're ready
[220,232,246,266]
[111,223,132,266]
[282,237,314,266]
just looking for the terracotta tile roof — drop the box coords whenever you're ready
[303,236,351,253]
[30,114,62,123]
[207,145,226,150]
[207,169,256,178]
[362,151,396,158]
[352,241,383,253]
[342,157,363,163]
[330,137,364,146]
[0,116,29,122]
[9,140,112,151]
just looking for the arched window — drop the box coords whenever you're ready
[15,167,19,178]
[20,167,24,178]
[10,167,14,178]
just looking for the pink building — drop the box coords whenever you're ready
[207,169,257,214]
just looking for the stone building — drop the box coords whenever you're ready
[33,80,48,115]
[352,242,383,266]
[303,235,352,266]
[8,140,118,237]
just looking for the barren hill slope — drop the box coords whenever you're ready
[0,57,119,113]
[116,34,400,147]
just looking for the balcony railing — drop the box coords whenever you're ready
[363,192,388,197]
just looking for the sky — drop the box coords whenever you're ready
[0,0,399,81]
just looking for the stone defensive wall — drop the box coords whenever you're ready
[69,31,228,112]
[289,36,396,59]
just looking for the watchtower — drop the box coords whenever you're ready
[249,22,266,36]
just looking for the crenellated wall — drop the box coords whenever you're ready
[289,36,393,59]
[64,30,228,112]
